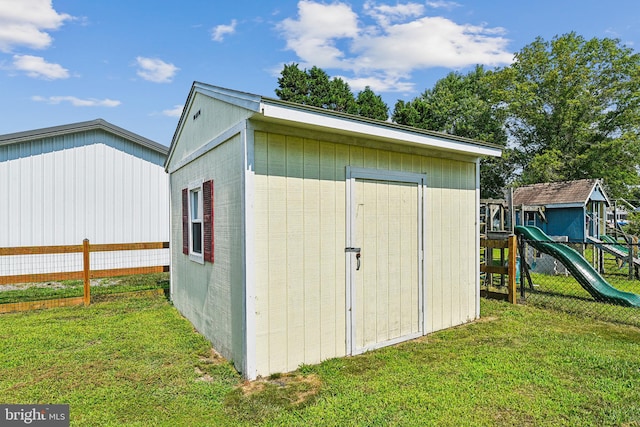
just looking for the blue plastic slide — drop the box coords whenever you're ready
[515,225,640,308]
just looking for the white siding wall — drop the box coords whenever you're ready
[253,130,477,376]
[169,134,245,371]
[0,130,169,274]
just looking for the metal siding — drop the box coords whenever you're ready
[169,134,245,374]
[0,129,169,274]
[254,130,478,376]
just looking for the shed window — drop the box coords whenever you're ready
[183,180,214,264]
[191,187,203,256]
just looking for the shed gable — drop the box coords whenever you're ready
[165,92,253,171]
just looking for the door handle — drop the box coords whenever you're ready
[356,252,361,271]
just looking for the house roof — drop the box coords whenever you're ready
[0,119,168,155]
[512,179,610,208]
[166,82,502,170]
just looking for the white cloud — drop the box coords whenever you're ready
[212,19,237,42]
[12,54,68,79]
[162,105,184,117]
[32,95,121,107]
[277,0,359,68]
[0,0,73,52]
[277,0,512,93]
[363,1,425,27]
[426,1,461,10]
[135,57,179,83]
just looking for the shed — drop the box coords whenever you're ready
[165,82,502,379]
[513,179,610,242]
[0,119,170,273]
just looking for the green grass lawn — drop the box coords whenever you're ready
[1,294,640,426]
[0,273,169,304]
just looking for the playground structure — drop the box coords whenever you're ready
[480,188,640,307]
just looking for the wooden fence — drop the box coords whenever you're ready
[0,240,169,313]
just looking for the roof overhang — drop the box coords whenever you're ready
[256,99,502,158]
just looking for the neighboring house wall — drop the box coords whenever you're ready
[169,133,245,368]
[252,128,477,376]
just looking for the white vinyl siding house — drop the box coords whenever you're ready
[165,82,502,380]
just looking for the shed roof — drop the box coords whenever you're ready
[0,119,168,155]
[166,82,502,170]
[512,179,610,207]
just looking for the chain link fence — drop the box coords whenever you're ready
[518,238,640,327]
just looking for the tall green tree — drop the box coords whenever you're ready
[275,63,308,105]
[392,66,511,198]
[275,63,388,120]
[356,86,389,120]
[496,32,640,197]
[328,77,358,114]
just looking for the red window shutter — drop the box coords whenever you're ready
[182,188,189,255]
[203,180,214,263]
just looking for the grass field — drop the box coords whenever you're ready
[1,293,639,426]
[0,273,169,304]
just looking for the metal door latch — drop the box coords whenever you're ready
[345,247,361,270]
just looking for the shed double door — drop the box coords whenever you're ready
[346,167,425,355]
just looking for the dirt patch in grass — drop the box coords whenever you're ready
[240,374,321,404]
[198,347,226,365]
[224,373,322,423]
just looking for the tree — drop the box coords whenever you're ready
[275,63,308,105]
[328,77,358,114]
[356,86,389,120]
[392,66,511,198]
[496,32,640,197]
[306,66,332,108]
[275,64,388,120]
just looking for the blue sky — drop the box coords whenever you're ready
[1,0,639,146]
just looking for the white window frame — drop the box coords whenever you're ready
[188,181,204,264]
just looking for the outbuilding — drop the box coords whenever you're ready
[0,119,170,273]
[513,179,610,242]
[165,82,502,379]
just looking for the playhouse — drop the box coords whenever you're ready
[513,179,610,243]
[165,82,502,379]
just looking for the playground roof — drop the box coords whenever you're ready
[512,179,610,208]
